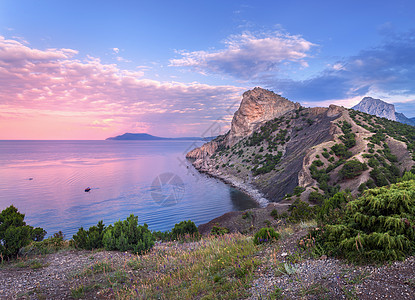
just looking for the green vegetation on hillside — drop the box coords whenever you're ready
[307,177,415,263]
[212,107,316,178]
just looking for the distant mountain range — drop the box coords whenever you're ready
[352,97,415,126]
[106,133,215,141]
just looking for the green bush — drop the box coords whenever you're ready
[287,199,315,222]
[103,214,154,254]
[211,225,230,236]
[308,191,324,205]
[331,143,352,159]
[170,220,199,241]
[312,160,324,167]
[397,171,415,182]
[152,230,171,242]
[321,180,415,262]
[0,205,46,259]
[72,220,105,250]
[242,211,253,220]
[254,227,280,245]
[340,160,368,179]
[270,209,279,219]
[317,191,351,225]
[293,186,306,196]
[20,233,65,256]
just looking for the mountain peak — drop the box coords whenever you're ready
[227,88,300,145]
[352,97,396,121]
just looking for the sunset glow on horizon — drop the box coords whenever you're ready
[1,1,415,139]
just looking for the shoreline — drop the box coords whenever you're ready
[189,162,269,208]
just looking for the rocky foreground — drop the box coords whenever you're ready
[1,224,414,299]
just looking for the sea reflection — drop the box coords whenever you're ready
[0,140,259,237]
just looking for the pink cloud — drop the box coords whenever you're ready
[0,36,243,139]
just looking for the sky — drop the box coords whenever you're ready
[1,0,415,139]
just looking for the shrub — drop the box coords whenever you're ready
[254,228,280,245]
[170,220,199,241]
[31,227,47,242]
[20,233,66,256]
[211,225,230,236]
[152,230,171,242]
[312,160,324,167]
[317,191,351,225]
[242,211,253,220]
[293,186,306,196]
[270,209,279,219]
[287,200,315,222]
[340,160,368,179]
[72,220,105,250]
[103,214,154,254]
[308,191,324,205]
[321,180,415,262]
[331,144,352,159]
[397,171,415,182]
[0,205,46,259]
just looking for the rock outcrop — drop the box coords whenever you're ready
[226,87,300,146]
[352,97,415,126]
[186,139,222,160]
[352,97,396,121]
[187,87,299,160]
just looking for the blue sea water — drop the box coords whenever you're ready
[0,140,258,237]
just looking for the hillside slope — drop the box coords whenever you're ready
[187,88,415,204]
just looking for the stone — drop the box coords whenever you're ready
[352,97,396,121]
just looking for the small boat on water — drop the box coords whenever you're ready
[85,187,91,192]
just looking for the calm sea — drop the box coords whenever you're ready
[0,140,258,237]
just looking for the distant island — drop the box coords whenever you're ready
[106,132,216,141]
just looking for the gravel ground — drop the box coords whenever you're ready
[249,228,415,300]
[0,250,126,299]
[1,234,414,299]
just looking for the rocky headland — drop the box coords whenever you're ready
[187,87,414,211]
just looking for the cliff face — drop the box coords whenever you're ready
[186,87,299,159]
[226,87,300,146]
[352,97,396,121]
[352,97,415,126]
[188,88,415,204]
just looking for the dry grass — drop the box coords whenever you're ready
[71,233,261,299]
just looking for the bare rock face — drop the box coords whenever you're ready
[187,87,300,159]
[352,97,396,121]
[226,87,300,145]
[186,140,219,159]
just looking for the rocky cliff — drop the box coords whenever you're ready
[226,87,300,146]
[352,97,396,120]
[187,87,299,160]
[188,88,415,205]
[352,97,415,126]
